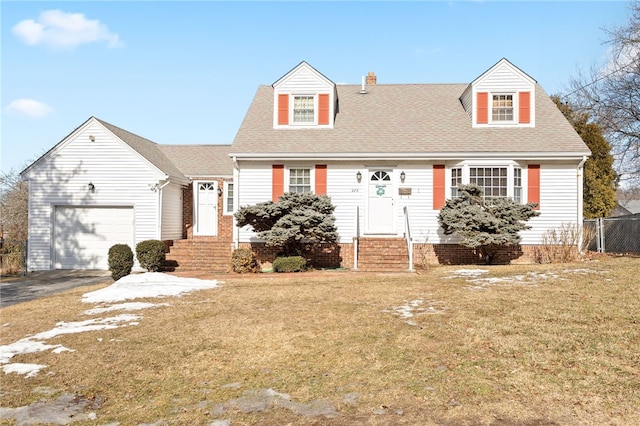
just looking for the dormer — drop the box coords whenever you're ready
[272,61,337,129]
[462,58,536,128]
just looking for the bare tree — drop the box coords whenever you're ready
[567,2,640,187]
[0,169,28,240]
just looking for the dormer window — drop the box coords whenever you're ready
[273,61,336,129]
[293,96,315,123]
[466,58,536,127]
[492,94,514,122]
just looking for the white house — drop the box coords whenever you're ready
[22,58,590,271]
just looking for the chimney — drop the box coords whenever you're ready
[366,71,377,85]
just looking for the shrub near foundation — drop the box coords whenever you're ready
[272,255,307,272]
[136,240,166,272]
[108,244,133,280]
[231,248,260,273]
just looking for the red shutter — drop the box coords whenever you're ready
[318,94,330,125]
[519,91,531,124]
[433,164,446,210]
[272,165,284,201]
[477,92,488,124]
[528,164,540,210]
[315,165,327,194]
[277,94,289,125]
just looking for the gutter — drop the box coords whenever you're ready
[232,156,240,249]
[156,179,171,240]
[229,151,592,161]
[577,155,588,251]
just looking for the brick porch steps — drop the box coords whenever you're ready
[164,239,233,272]
[356,237,411,272]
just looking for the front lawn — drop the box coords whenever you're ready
[1,256,639,425]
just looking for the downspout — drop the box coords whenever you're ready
[232,156,240,249]
[157,179,171,240]
[577,156,588,251]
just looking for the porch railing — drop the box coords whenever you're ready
[403,206,414,271]
[353,206,360,270]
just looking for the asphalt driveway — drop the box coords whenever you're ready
[0,270,112,308]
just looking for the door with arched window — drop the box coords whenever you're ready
[194,181,218,236]
[367,170,395,233]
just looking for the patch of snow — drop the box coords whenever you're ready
[384,298,446,326]
[84,302,170,315]
[447,269,489,278]
[2,273,222,378]
[2,363,47,378]
[1,315,141,365]
[82,272,219,304]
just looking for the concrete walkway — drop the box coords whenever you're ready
[0,270,112,308]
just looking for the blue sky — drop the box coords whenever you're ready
[1,1,632,173]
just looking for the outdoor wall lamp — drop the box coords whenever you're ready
[400,171,406,183]
[217,187,223,196]
[88,182,95,193]
[356,171,362,183]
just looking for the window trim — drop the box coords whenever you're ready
[285,166,315,193]
[490,93,515,124]
[448,162,525,203]
[291,94,317,126]
[223,181,234,215]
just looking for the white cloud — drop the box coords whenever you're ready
[4,99,53,118]
[12,9,123,50]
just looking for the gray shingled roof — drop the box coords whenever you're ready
[96,118,186,179]
[231,84,590,157]
[158,144,233,177]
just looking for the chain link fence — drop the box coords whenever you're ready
[584,215,640,254]
[0,239,27,277]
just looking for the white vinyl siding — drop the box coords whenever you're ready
[235,161,583,249]
[236,163,272,242]
[161,183,183,239]
[24,120,168,270]
[520,164,581,245]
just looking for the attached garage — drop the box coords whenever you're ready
[54,206,134,269]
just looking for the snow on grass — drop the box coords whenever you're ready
[1,363,47,378]
[1,273,221,378]
[384,298,446,326]
[84,302,170,316]
[82,272,219,304]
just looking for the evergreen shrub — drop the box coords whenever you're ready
[231,248,261,273]
[108,244,134,280]
[136,240,166,272]
[272,255,307,273]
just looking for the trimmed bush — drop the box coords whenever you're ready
[272,255,307,273]
[231,248,261,273]
[136,240,166,272]
[108,244,134,280]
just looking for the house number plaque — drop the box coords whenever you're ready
[398,187,412,196]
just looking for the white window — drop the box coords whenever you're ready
[513,168,522,204]
[293,96,315,123]
[492,94,514,122]
[470,167,508,198]
[223,182,234,215]
[450,165,523,202]
[288,168,311,193]
[451,167,463,198]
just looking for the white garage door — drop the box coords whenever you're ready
[54,206,134,269]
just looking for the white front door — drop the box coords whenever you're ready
[367,170,395,234]
[195,181,218,236]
